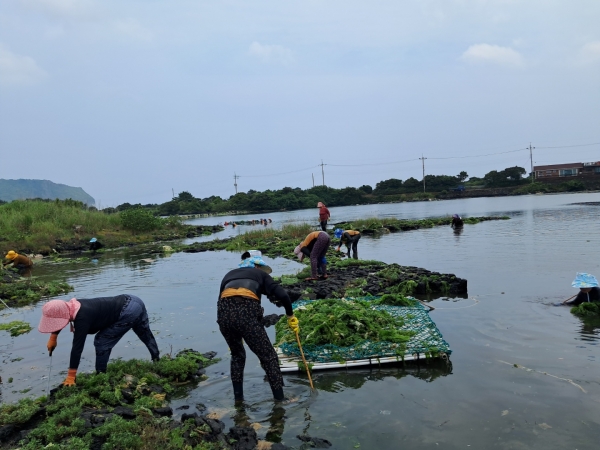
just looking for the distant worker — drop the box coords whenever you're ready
[218,252,299,402]
[268,218,272,223]
[38,294,160,386]
[89,238,104,253]
[3,250,33,269]
[294,231,330,280]
[451,214,464,229]
[566,273,600,305]
[317,202,330,231]
[334,228,361,259]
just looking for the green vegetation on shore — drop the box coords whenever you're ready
[0,350,221,450]
[0,270,73,310]
[0,199,223,255]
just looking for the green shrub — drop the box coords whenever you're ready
[120,208,161,233]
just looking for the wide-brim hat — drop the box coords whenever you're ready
[572,272,599,288]
[38,300,71,333]
[90,238,97,243]
[5,250,17,260]
[239,256,272,274]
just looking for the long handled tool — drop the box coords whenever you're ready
[294,330,314,390]
[0,298,11,310]
[562,294,577,305]
[46,349,53,394]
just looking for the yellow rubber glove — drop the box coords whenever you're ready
[287,316,299,334]
[47,334,57,355]
[63,368,77,386]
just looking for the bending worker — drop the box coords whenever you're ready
[294,231,330,280]
[38,295,160,386]
[451,214,464,228]
[218,252,299,402]
[3,250,33,269]
[317,202,330,232]
[567,273,600,305]
[334,228,361,259]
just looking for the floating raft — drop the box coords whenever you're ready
[277,297,451,372]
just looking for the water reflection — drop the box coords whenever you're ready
[309,360,453,393]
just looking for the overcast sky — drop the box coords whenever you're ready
[1,0,599,207]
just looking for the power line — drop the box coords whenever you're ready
[329,158,420,167]
[536,142,600,149]
[237,165,318,178]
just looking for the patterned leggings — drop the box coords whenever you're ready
[217,296,283,391]
[310,232,331,277]
[94,295,160,372]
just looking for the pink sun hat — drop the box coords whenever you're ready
[38,299,81,333]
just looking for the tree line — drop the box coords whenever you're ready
[101,166,529,215]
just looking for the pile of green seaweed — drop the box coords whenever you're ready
[275,297,414,348]
[0,349,220,450]
[570,302,600,318]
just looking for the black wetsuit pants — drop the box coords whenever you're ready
[217,297,284,392]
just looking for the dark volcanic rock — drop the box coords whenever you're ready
[153,407,173,417]
[0,424,17,443]
[297,434,332,448]
[285,263,467,301]
[112,406,135,419]
[262,313,283,328]
[228,426,258,450]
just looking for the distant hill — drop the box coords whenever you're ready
[0,179,95,205]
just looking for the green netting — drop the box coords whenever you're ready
[278,296,451,363]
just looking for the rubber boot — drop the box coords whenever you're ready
[232,381,244,402]
[272,386,285,401]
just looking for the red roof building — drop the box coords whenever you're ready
[533,161,600,179]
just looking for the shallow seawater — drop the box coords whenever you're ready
[3,192,600,449]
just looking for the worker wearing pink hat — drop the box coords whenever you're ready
[38,294,159,386]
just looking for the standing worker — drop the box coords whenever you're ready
[450,214,464,229]
[334,228,361,259]
[293,231,330,280]
[38,294,160,385]
[566,273,600,305]
[317,202,330,231]
[218,252,299,402]
[3,250,33,270]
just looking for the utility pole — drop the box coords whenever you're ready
[320,160,326,186]
[312,173,315,187]
[172,188,175,199]
[419,155,427,192]
[528,142,535,184]
[233,173,240,194]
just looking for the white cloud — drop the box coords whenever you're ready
[19,0,100,20]
[460,43,524,67]
[0,44,47,86]
[248,41,294,66]
[578,41,600,65]
[113,19,153,42]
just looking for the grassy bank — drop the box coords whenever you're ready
[0,200,223,255]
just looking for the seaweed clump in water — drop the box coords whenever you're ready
[275,298,413,347]
[570,302,600,317]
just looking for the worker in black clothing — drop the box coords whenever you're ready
[567,273,600,306]
[451,214,464,228]
[38,295,160,386]
[89,237,104,253]
[334,228,361,259]
[218,253,299,402]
